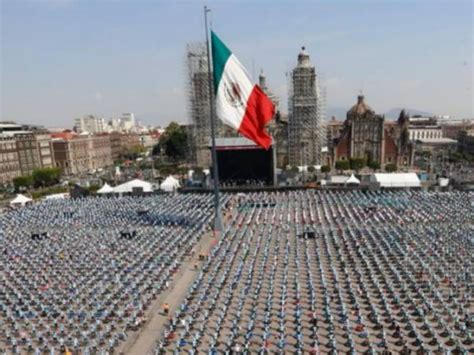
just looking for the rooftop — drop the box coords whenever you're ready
[348,95,374,116]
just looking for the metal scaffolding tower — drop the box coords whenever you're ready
[316,76,328,165]
[288,47,326,167]
[186,43,224,167]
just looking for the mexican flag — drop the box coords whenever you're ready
[211,31,274,149]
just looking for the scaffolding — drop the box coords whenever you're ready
[316,77,328,165]
[288,47,326,167]
[186,43,228,167]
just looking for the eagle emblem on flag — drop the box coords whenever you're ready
[223,81,244,108]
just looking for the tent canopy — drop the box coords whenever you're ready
[329,175,349,185]
[44,193,69,200]
[10,194,33,207]
[160,175,180,192]
[113,179,153,193]
[371,173,421,188]
[438,178,449,187]
[97,183,114,194]
[346,174,361,184]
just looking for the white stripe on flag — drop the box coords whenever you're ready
[215,54,254,130]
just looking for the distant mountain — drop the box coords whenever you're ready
[384,108,434,120]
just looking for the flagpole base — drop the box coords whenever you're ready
[213,209,224,235]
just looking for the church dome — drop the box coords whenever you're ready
[348,95,372,115]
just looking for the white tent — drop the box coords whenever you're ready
[371,173,421,188]
[97,183,114,194]
[346,174,361,185]
[160,175,180,192]
[10,194,32,207]
[113,179,153,193]
[44,193,69,200]
[329,175,349,185]
[438,178,449,187]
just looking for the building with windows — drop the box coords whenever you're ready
[408,117,444,142]
[108,132,141,161]
[74,115,107,134]
[89,135,112,170]
[34,133,55,169]
[0,123,55,182]
[0,138,21,184]
[14,133,44,176]
[52,133,112,175]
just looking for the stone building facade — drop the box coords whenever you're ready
[0,138,21,184]
[259,70,287,167]
[267,113,288,168]
[333,95,413,168]
[89,135,112,170]
[442,120,474,139]
[52,133,112,175]
[109,132,141,162]
[34,133,55,169]
[15,133,44,176]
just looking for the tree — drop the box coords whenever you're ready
[335,160,350,172]
[350,157,366,172]
[159,122,188,162]
[13,175,33,191]
[32,167,62,188]
[290,166,299,173]
[385,163,397,172]
[321,165,331,173]
[127,145,146,159]
[368,160,381,172]
[307,166,316,173]
[151,143,162,157]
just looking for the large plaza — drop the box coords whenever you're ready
[0,190,472,354]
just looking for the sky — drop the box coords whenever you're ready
[1,0,472,128]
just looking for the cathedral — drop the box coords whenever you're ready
[332,95,413,168]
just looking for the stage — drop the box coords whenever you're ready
[209,137,276,187]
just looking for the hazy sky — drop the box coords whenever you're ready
[1,0,472,128]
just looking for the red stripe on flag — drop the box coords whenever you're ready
[238,85,274,150]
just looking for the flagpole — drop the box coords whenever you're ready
[204,5,223,233]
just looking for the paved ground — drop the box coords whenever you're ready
[117,231,217,355]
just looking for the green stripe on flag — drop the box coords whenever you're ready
[211,31,231,94]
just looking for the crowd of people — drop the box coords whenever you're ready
[0,194,221,354]
[220,179,269,188]
[0,190,472,354]
[154,190,473,353]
